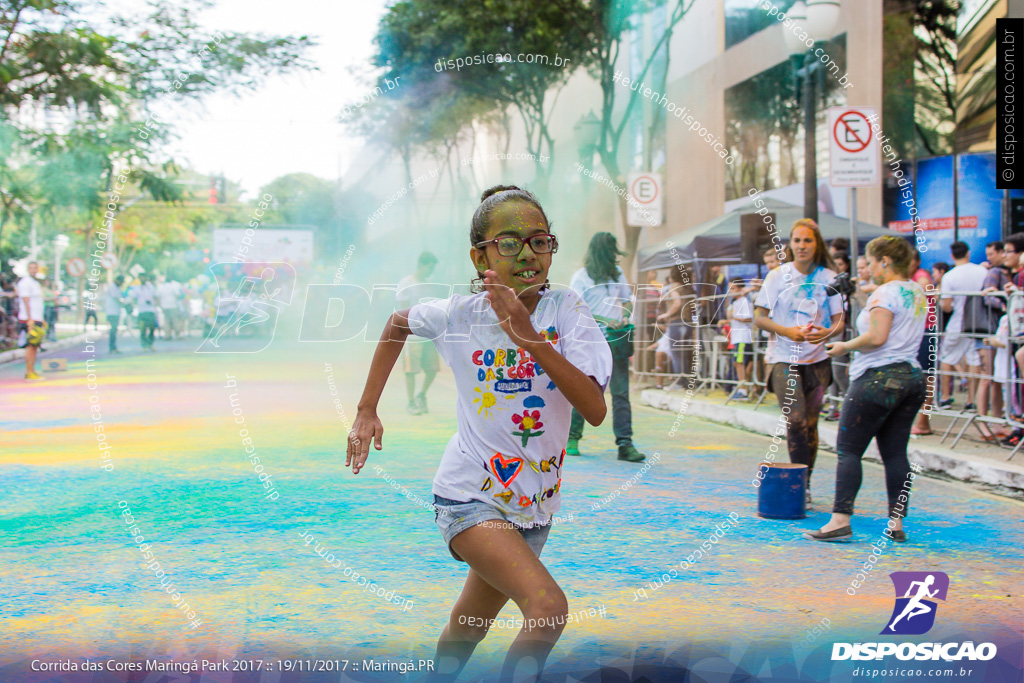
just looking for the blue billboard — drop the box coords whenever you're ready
[890,153,1024,269]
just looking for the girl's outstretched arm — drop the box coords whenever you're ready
[346,310,413,474]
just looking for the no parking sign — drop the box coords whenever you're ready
[66,258,85,278]
[828,107,879,187]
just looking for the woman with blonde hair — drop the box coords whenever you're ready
[804,236,927,542]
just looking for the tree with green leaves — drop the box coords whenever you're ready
[912,0,959,156]
[0,0,314,265]
[370,0,592,192]
[571,0,698,276]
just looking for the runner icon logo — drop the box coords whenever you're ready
[881,571,949,635]
[196,262,296,354]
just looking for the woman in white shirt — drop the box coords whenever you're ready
[754,219,845,505]
[804,236,927,543]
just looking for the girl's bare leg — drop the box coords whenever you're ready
[429,567,511,682]
[432,521,567,683]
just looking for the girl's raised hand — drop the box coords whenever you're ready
[346,409,383,474]
[483,270,539,344]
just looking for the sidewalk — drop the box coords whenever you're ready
[0,328,94,366]
[639,384,1024,498]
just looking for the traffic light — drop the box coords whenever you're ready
[209,176,226,204]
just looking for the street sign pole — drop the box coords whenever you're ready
[850,187,858,278]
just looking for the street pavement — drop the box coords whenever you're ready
[1,328,1021,681]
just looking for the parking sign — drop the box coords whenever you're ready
[627,173,662,227]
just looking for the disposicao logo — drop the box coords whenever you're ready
[882,571,948,635]
[832,571,998,662]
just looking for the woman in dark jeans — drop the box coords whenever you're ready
[804,237,927,542]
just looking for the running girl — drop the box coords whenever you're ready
[346,185,612,682]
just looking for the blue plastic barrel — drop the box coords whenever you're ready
[756,462,807,519]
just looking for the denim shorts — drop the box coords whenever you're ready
[433,495,551,563]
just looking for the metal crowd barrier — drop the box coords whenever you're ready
[630,283,1023,461]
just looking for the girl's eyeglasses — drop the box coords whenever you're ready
[475,233,558,257]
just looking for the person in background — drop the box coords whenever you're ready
[396,251,440,415]
[829,237,849,261]
[568,232,646,462]
[646,321,672,390]
[133,272,159,352]
[978,241,1010,428]
[724,277,753,400]
[822,251,853,421]
[804,236,926,542]
[854,256,878,308]
[18,262,46,381]
[755,247,782,386]
[1000,235,1024,429]
[105,275,126,354]
[641,270,663,378]
[833,252,850,276]
[42,278,58,341]
[83,287,99,330]
[910,251,937,436]
[0,274,17,346]
[931,262,950,334]
[708,265,728,325]
[938,242,987,410]
[983,313,1012,440]
[657,265,690,380]
[1003,235,1024,286]
[754,219,844,507]
[157,275,184,341]
[983,241,1005,270]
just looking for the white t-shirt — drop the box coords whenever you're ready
[939,262,987,335]
[568,267,632,328]
[754,263,842,364]
[396,274,447,311]
[656,331,672,354]
[104,284,124,316]
[993,315,1013,383]
[408,287,612,528]
[16,276,44,321]
[728,296,753,344]
[849,280,927,381]
[133,282,158,314]
[157,281,182,309]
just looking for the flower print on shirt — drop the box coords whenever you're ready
[511,409,545,446]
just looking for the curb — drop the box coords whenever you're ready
[0,332,94,366]
[641,389,1024,494]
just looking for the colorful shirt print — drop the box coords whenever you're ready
[407,287,612,528]
[849,280,927,381]
[754,264,843,364]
